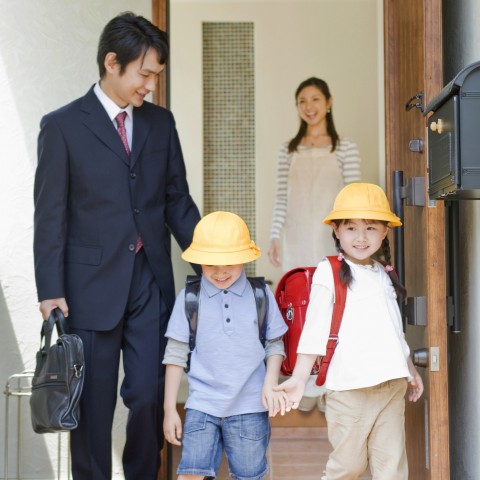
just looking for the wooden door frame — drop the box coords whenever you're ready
[422,2,450,478]
[384,0,449,478]
[151,1,170,478]
[152,0,168,107]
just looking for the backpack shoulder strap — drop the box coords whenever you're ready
[184,275,201,372]
[247,276,269,347]
[316,256,348,386]
[327,256,348,335]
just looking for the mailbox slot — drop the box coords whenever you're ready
[425,61,480,200]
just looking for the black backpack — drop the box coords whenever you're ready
[184,275,269,372]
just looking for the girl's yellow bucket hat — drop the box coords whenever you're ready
[323,183,402,227]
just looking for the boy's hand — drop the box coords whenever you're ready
[273,377,306,411]
[163,408,182,446]
[262,386,287,417]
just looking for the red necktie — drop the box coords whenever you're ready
[115,111,130,156]
[115,112,143,253]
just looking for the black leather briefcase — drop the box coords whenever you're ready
[30,308,85,433]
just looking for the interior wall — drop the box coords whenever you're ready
[0,2,150,478]
[169,0,383,288]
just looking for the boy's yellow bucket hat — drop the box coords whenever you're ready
[182,211,261,265]
[323,183,402,227]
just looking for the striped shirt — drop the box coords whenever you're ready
[269,137,361,240]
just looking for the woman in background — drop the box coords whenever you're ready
[268,77,361,272]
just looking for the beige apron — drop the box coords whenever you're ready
[283,147,344,271]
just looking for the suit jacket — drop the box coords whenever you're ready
[34,86,200,330]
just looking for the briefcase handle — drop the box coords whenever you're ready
[40,308,71,351]
[51,308,70,335]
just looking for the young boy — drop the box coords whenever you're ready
[163,211,288,480]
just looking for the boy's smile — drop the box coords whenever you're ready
[201,264,244,289]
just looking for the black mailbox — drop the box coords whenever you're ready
[425,61,480,199]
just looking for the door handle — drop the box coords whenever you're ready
[392,171,405,286]
[412,348,429,368]
[392,171,406,330]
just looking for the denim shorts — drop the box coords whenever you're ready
[177,409,271,480]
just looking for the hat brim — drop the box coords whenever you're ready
[323,209,402,227]
[181,247,261,265]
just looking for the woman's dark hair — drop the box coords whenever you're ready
[97,12,169,78]
[331,220,407,302]
[288,77,339,154]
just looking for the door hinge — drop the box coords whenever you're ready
[405,296,427,326]
[405,91,425,112]
[401,176,425,206]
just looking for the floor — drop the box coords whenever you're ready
[170,426,373,479]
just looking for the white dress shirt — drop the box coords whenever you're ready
[94,82,133,150]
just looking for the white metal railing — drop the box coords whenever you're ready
[3,371,71,480]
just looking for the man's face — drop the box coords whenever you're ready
[102,47,165,108]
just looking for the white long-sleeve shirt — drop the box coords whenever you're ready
[298,258,411,391]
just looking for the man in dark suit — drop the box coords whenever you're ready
[33,12,200,479]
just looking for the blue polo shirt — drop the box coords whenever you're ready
[165,270,287,417]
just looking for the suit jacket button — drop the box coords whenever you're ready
[134,208,140,214]
[128,244,135,252]
[130,172,136,179]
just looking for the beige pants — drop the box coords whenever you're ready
[325,378,408,480]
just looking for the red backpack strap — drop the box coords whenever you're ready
[315,256,348,386]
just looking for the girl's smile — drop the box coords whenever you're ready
[333,219,389,265]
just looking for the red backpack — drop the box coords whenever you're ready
[275,256,347,386]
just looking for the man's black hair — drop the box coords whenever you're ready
[97,11,169,78]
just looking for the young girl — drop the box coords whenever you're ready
[276,183,424,480]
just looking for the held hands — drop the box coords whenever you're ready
[163,408,183,446]
[273,377,307,412]
[262,382,288,417]
[273,354,315,411]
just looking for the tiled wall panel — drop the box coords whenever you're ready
[203,22,256,275]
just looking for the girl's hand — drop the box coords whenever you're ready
[273,377,306,411]
[163,408,182,446]
[267,239,281,268]
[407,366,424,402]
[262,386,288,417]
